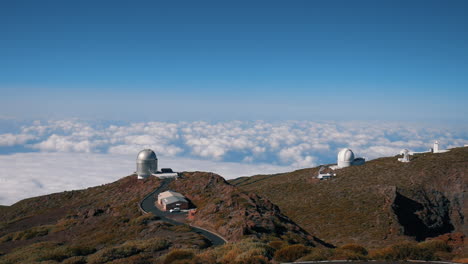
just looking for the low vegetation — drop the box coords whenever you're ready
[169,172,317,245]
[231,147,468,253]
[274,244,310,262]
[0,148,465,263]
[0,176,208,264]
[0,225,53,242]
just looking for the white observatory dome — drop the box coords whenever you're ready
[337,148,355,168]
[136,149,158,179]
[137,149,157,161]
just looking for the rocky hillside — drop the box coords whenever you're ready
[0,171,328,263]
[230,147,468,253]
[169,172,328,246]
[0,176,211,263]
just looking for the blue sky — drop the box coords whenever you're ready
[1,0,467,121]
[1,1,468,204]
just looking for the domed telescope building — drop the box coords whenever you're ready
[136,149,158,179]
[337,148,355,168]
[335,148,365,169]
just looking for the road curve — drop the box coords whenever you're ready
[139,178,227,247]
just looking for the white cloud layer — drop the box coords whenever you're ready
[0,152,292,205]
[0,119,466,205]
[6,119,467,164]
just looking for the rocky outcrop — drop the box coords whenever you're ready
[392,188,454,241]
[169,172,327,246]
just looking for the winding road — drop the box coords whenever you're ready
[139,178,227,247]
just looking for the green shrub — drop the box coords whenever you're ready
[274,244,310,262]
[66,245,96,256]
[391,242,434,260]
[0,225,53,242]
[332,248,367,260]
[368,247,394,260]
[130,213,160,225]
[235,247,272,264]
[196,239,275,264]
[171,224,192,232]
[340,243,368,255]
[87,246,140,264]
[87,238,168,264]
[434,251,455,261]
[193,251,217,264]
[36,246,74,262]
[268,240,286,250]
[164,249,195,264]
[28,244,94,262]
[141,238,170,252]
[299,248,334,261]
[62,256,87,264]
[418,240,451,253]
[235,255,269,264]
[370,242,436,261]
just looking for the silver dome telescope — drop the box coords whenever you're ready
[136,149,158,179]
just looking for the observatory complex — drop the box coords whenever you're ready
[405,140,451,156]
[136,149,178,179]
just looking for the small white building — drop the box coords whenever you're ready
[432,141,449,153]
[152,169,178,179]
[398,149,411,162]
[317,167,335,180]
[157,190,189,211]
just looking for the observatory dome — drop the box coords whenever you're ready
[137,149,157,161]
[136,149,158,179]
[337,148,355,168]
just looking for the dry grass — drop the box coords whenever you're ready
[231,147,468,249]
[0,176,208,264]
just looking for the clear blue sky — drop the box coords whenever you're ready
[1,0,467,121]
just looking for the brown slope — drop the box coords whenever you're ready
[230,147,468,249]
[0,175,210,263]
[169,171,330,247]
[0,171,331,264]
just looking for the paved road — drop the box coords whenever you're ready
[139,178,227,246]
[284,261,457,264]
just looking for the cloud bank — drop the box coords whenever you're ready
[0,119,466,205]
[0,152,291,205]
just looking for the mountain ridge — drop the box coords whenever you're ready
[230,147,468,254]
[0,148,466,263]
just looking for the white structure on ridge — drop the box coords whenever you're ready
[317,166,335,180]
[337,148,354,168]
[431,141,449,153]
[136,149,158,179]
[136,149,178,180]
[403,140,452,156]
[398,149,411,162]
[334,148,365,169]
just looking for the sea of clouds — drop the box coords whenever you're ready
[0,119,466,205]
